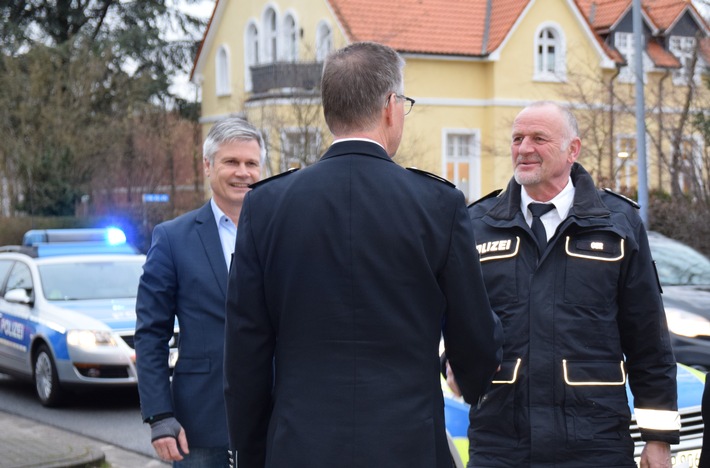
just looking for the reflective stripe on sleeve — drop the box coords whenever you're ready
[634,408,681,431]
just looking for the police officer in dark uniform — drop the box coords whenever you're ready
[456,101,679,467]
[223,41,503,468]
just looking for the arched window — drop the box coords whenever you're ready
[533,24,566,81]
[244,22,259,91]
[263,7,278,63]
[215,45,231,96]
[316,21,332,62]
[282,13,298,62]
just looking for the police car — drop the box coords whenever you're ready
[0,228,178,406]
[443,363,705,468]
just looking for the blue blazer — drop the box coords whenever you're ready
[224,141,503,467]
[135,202,229,448]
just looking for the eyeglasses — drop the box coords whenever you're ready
[386,93,416,116]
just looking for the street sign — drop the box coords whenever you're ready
[142,193,169,203]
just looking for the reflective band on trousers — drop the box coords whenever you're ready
[634,408,681,430]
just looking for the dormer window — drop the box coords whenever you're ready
[533,24,566,82]
[670,36,699,85]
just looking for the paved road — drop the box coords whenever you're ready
[0,373,157,458]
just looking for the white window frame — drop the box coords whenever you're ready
[215,44,231,97]
[280,127,322,171]
[441,129,481,202]
[282,11,298,62]
[244,21,259,92]
[533,23,567,82]
[316,20,333,62]
[669,36,700,85]
[262,5,279,64]
[615,32,651,84]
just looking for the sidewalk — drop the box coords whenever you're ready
[0,411,168,468]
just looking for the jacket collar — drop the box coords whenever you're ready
[485,163,611,227]
[320,140,393,163]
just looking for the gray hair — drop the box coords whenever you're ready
[203,117,263,165]
[524,101,579,149]
[321,41,406,135]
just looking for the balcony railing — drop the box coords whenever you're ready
[250,62,323,94]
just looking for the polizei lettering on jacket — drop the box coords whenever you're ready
[477,239,512,254]
[476,237,520,262]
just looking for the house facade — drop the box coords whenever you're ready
[191,0,710,202]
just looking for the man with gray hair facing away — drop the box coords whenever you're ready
[223,41,502,468]
[136,116,262,467]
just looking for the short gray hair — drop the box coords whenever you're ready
[321,42,405,135]
[203,117,263,165]
[525,101,579,149]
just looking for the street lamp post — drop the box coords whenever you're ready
[632,0,649,225]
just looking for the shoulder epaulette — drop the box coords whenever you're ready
[603,188,640,209]
[406,167,455,187]
[468,189,503,208]
[248,167,299,189]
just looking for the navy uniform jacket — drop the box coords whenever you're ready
[224,140,503,468]
[467,163,678,467]
[135,202,229,448]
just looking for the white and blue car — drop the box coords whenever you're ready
[0,228,177,406]
[444,363,705,468]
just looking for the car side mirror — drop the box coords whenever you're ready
[5,288,33,306]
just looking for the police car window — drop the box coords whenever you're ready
[38,260,143,301]
[6,262,32,293]
[0,260,14,294]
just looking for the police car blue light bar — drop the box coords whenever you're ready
[23,228,128,246]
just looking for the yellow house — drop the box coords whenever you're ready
[191,0,709,202]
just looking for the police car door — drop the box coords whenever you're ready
[0,260,34,374]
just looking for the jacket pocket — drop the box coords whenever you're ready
[563,232,624,307]
[492,358,522,384]
[478,236,520,306]
[563,360,632,442]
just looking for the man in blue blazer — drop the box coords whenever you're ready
[135,117,262,467]
[224,41,503,468]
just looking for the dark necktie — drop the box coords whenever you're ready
[529,203,555,253]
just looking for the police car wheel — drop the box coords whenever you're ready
[33,344,63,407]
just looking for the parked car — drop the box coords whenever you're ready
[648,231,710,371]
[444,363,705,468]
[0,228,178,406]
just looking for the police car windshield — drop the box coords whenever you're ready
[38,261,144,301]
[650,236,710,286]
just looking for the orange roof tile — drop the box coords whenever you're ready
[327,0,528,56]
[646,40,682,67]
[643,0,690,31]
[575,0,631,30]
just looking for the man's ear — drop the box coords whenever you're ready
[383,93,396,127]
[567,137,581,163]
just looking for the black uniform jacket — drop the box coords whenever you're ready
[467,163,678,468]
[224,140,503,468]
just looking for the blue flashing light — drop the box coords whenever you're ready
[35,243,137,257]
[105,227,127,246]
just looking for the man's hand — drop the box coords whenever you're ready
[639,440,671,468]
[150,417,190,462]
